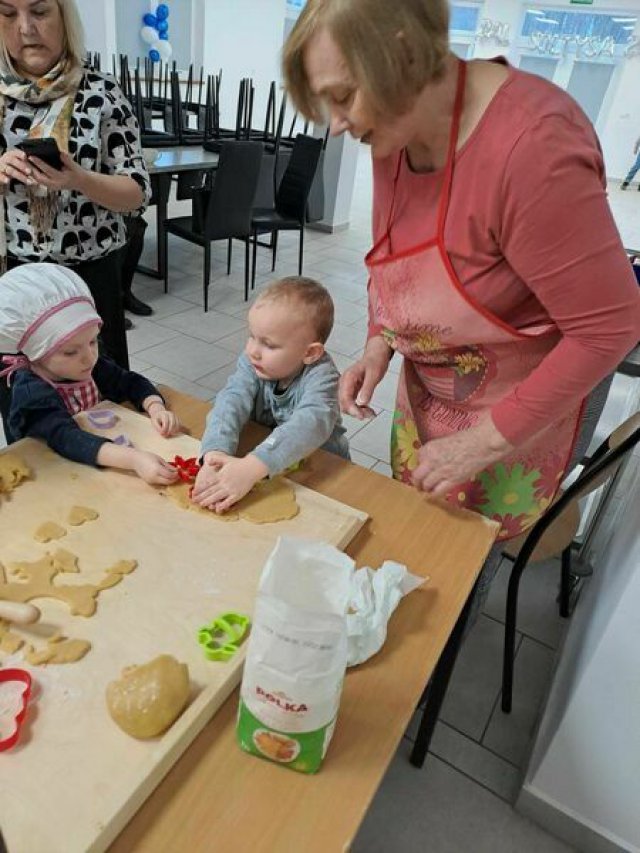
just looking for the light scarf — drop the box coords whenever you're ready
[0,54,83,271]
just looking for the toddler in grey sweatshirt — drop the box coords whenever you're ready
[191,276,350,513]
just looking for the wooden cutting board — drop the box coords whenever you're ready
[0,403,367,853]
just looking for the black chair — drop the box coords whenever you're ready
[250,133,323,288]
[409,412,640,768]
[499,411,640,713]
[162,141,263,310]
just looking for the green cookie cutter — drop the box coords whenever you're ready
[197,612,250,662]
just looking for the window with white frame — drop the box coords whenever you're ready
[516,8,638,126]
[450,2,483,58]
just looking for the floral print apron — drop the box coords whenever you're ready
[366,60,583,540]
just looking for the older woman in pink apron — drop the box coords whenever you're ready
[283,0,640,612]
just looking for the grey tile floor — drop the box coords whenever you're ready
[2,148,636,852]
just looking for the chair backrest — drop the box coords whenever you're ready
[509,412,640,564]
[275,134,323,221]
[202,141,263,240]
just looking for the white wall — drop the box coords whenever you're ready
[199,0,287,131]
[75,0,117,62]
[518,457,640,852]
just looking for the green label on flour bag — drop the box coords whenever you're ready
[237,700,335,774]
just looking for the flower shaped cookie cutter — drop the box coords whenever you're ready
[0,668,32,751]
[170,455,201,483]
[197,612,250,662]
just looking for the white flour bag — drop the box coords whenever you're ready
[237,536,354,773]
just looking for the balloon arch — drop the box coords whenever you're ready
[140,1,172,63]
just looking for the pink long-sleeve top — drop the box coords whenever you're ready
[369,63,640,446]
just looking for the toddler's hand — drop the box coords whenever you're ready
[133,450,179,485]
[193,454,268,513]
[191,451,231,504]
[149,405,180,437]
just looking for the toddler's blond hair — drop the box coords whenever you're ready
[255,276,334,343]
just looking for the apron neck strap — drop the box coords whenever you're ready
[436,58,467,237]
[385,58,467,242]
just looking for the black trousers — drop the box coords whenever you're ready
[0,251,128,439]
[120,215,148,298]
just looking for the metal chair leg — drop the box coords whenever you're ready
[501,554,529,714]
[251,229,258,289]
[227,239,232,275]
[560,547,572,618]
[163,225,169,294]
[410,582,478,768]
[298,224,304,274]
[271,231,278,272]
[203,242,211,313]
[244,238,250,301]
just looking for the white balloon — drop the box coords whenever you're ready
[140,26,158,45]
[156,40,173,60]
[148,0,158,11]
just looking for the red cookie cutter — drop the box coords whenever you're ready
[170,455,200,483]
[0,668,32,751]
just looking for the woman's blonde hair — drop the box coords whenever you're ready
[0,0,86,76]
[283,0,450,121]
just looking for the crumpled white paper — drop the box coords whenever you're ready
[347,561,426,667]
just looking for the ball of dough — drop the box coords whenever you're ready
[106,655,190,739]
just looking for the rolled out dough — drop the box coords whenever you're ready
[0,453,30,493]
[162,476,299,524]
[0,553,138,616]
[106,655,190,739]
[24,634,91,665]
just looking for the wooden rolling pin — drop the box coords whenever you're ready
[0,601,40,624]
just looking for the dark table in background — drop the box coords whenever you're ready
[139,146,219,280]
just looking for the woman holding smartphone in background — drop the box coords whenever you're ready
[0,0,150,436]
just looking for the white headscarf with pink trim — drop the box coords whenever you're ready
[0,263,102,382]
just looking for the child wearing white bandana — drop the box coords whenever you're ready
[0,263,179,484]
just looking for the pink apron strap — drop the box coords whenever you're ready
[436,59,467,238]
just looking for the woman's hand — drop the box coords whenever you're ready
[0,149,35,186]
[27,151,86,193]
[339,335,392,420]
[411,415,512,496]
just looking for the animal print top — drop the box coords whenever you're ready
[0,66,151,264]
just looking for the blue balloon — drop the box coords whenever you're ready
[156,4,169,20]
[142,12,157,26]
[159,32,169,40]
[149,48,161,62]
[157,19,168,33]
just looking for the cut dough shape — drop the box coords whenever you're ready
[0,453,30,493]
[98,560,137,590]
[0,619,24,654]
[24,634,91,665]
[68,505,100,526]
[51,548,80,574]
[162,476,299,524]
[1,554,138,617]
[106,655,190,739]
[34,522,67,543]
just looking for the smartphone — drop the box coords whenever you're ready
[16,137,63,170]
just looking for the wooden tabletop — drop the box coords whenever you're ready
[110,388,498,853]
